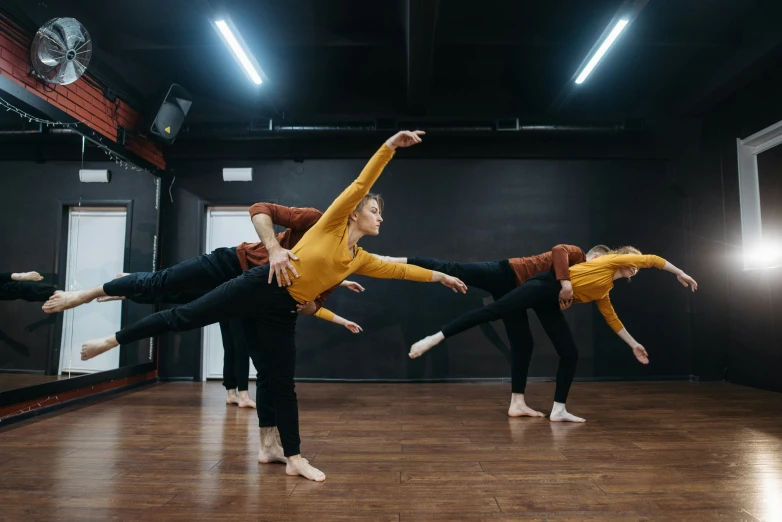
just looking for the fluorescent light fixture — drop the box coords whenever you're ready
[223,167,253,182]
[79,169,110,183]
[215,19,263,85]
[575,19,629,84]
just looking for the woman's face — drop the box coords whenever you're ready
[618,266,639,279]
[353,199,383,236]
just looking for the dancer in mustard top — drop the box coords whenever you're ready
[409,246,698,423]
[77,131,467,482]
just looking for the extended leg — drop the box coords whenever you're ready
[0,282,57,303]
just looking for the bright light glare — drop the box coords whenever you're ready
[745,244,782,269]
[215,20,262,85]
[575,19,629,84]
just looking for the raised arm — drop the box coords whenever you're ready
[317,131,424,233]
[595,296,648,364]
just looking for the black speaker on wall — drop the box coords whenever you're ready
[150,84,192,144]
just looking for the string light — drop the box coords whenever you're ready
[0,95,154,174]
[0,95,88,127]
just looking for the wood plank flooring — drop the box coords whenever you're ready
[1,381,781,521]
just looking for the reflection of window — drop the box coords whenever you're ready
[758,146,782,250]
[737,120,782,270]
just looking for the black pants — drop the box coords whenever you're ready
[219,319,251,392]
[103,247,242,305]
[408,257,535,394]
[0,281,57,302]
[115,265,301,456]
[440,271,579,403]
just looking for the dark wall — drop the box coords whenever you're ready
[0,161,159,372]
[159,138,692,381]
[686,61,782,392]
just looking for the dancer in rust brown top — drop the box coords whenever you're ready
[378,244,609,418]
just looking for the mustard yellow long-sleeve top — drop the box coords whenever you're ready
[286,144,433,304]
[570,254,667,333]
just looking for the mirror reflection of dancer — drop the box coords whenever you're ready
[409,247,698,423]
[0,272,56,302]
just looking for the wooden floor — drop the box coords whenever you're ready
[1,381,782,521]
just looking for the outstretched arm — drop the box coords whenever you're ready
[661,261,698,291]
[595,296,648,364]
[371,254,408,264]
[355,250,467,293]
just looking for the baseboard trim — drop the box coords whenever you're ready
[0,377,157,428]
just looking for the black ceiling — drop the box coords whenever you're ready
[2,0,782,126]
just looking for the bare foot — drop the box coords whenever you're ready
[286,455,325,482]
[509,403,546,418]
[508,393,546,417]
[237,391,256,409]
[409,332,444,359]
[258,443,287,464]
[550,410,586,423]
[80,336,119,360]
[43,290,92,313]
[226,390,240,405]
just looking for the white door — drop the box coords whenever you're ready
[202,207,260,381]
[59,208,127,374]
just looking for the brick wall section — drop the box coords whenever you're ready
[0,17,165,169]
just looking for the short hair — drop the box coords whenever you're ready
[608,245,642,255]
[356,193,384,214]
[586,244,610,257]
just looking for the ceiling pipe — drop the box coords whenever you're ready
[181,119,632,140]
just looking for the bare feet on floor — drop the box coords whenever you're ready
[81,336,118,360]
[549,402,586,423]
[43,290,92,313]
[286,455,325,482]
[507,394,546,417]
[409,332,445,359]
[227,390,256,408]
[237,390,256,408]
[258,442,288,464]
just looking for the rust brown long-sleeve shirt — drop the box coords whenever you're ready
[508,244,586,286]
[235,203,338,318]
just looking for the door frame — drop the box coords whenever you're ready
[193,198,274,381]
[48,200,135,375]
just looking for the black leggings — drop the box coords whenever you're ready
[223,317,280,428]
[0,281,57,302]
[219,319,251,392]
[114,264,302,456]
[440,271,579,403]
[103,247,242,305]
[408,257,535,395]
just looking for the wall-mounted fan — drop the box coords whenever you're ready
[30,17,92,85]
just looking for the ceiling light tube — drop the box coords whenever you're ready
[215,19,263,85]
[575,19,629,84]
